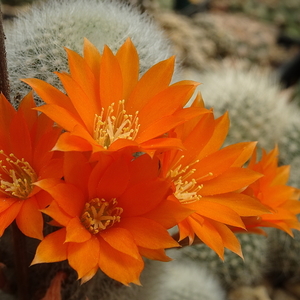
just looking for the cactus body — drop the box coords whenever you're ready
[169,233,268,291]
[4,0,173,107]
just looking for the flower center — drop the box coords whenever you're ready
[93,100,140,149]
[0,151,37,199]
[167,155,213,204]
[80,198,123,234]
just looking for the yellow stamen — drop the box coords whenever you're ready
[0,151,37,199]
[167,155,213,204]
[80,198,123,234]
[93,100,140,149]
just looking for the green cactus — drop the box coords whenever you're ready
[4,0,174,107]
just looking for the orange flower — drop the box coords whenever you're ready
[0,93,62,240]
[241,146,300,235]
[23,39,203,155]
[32,151,190,285]
[159,96,269,259]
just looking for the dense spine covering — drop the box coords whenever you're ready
[4,0,174,107]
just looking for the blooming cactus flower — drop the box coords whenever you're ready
[32,151,191,284]
[159,95,269,258]
[0,93,62,240]
[240,146,300,235]
[23,39,203,155]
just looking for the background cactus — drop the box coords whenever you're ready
[184,65,300,189]
[185,66,294,150]
[4,0,174,107]
[265,227,300,287]
[169,233,268,292]
[136,259,226,300]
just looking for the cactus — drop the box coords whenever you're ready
[169,233,268,291]
[265,227,300,285]
[184,66,296,153]
[4,0,174,107]
[137,259,226,300]
[278,108,300,187]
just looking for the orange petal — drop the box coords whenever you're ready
[198,112,230,160]
[10,109,32,163]
[16,196,43,240]
[63,152,92,191]
[100,227,140,259]
[126,56,175,114]
[57,71,100,132]
[138,82,198,132]
[36,180,85,217]
[83,38,102,82]
[187,216,224,259]
[65,217,91,243]
[194,142,257,181]
[137,107,208,143]
[41,201,71,227]
[186,201,245,228]
[143,197,194,229]
[200,168,263,195]
[138,247,172,262]
[209,220,243,258]
[31,229,67,264]
[96,156,130,199]
[98,237,143,285]
[0,201,22,236]
[118,179,171,217]
[99,45,123,109]
[17,91,37,130]
[22,78,78,116]
[119,217,179,249]
[116,38,139,100]
[67,236,99,279]
[201,193,270,216]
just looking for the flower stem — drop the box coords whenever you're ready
[0,8,10,99]
[11,222,30,300]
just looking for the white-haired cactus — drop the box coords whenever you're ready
[184,66,292,152]
[137,259,226,300]
[4,0,174,107]
[278,109,300,187]
[169,233,268,291]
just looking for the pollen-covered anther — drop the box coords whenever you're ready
[93,100,140,149]
[174,177,203,204]
[81,198,123,234]
[0,150,37,199]
[167,156,211,203]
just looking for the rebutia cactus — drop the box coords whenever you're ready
[136,259,226,300]
[265,227,300,285]
[184,66,300,187]
[169,233,268,291]
[4,0,174,107]
[185,66,293,151]
[278,108,300,187]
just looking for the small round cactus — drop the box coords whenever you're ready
[278,108,300,187]
[4,0,174,107]
[137,259,226,300]
[185,66,292,152]
[169,233,268,291]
